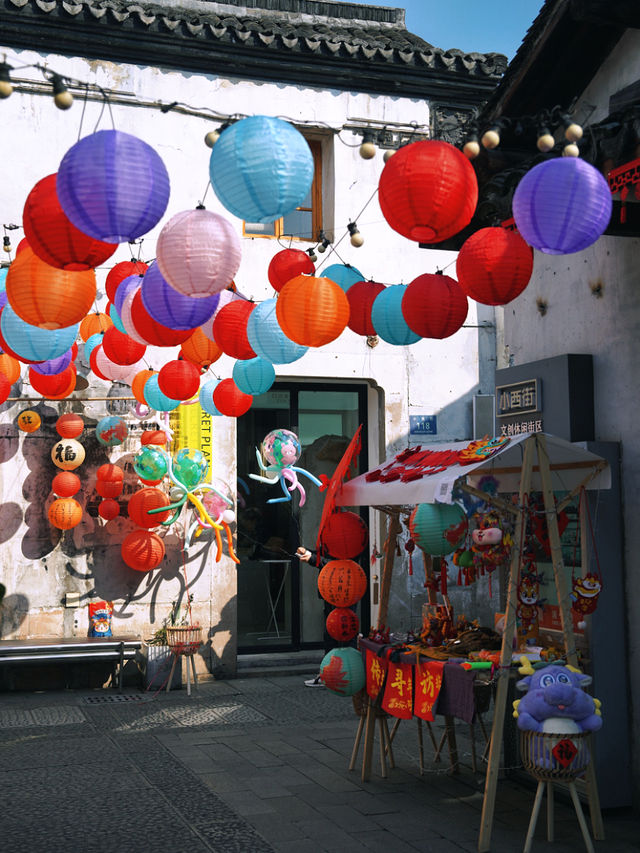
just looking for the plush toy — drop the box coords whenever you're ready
[516,565,545,635]
[471,509,513,576]
[513,659,602,734]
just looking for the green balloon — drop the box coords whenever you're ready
[134,446,168,483]
[172,448,208,490]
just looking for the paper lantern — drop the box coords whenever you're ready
[199,379,222,416]
[0,372,10,405]
[233,357,275,395]
[95,478,123,499]
[17,410,41,433]
[1,305,79,362]
[158,359,201,401]
[370,285,420,346]
[56,413,84,439]
[321,512,368,559]
[129,291,195,347]
[199,290,240,342]
[48,497,82,530]
[95,416,128,447]
[56,129,171,243]
[156,209,241,298]
[84,333,104,364]
[44,366,77,400]
[23,173,117,270]
[97,463,124,483]
[128,487,171,527]
[114,275,143,315]
[180,328,223,370]
[456,228,534,306]
[143,374,181,413]
[276,275,350,347]
[107,303,127,337]
[28,365,75,397]
[121,528,165,572]
[131,369,156,404]
[98,499,120,521]
[321,264,364,293]
[31,348,73,376]
[94,347,141,383]
[6,246,96,330]
[141,261,220,330]
[512,157,613,255]
[246,297,308,364]
[346,281,385,336]
[318,559,367,607]
[212,378,253,417]
[409,502,467,556]
[106,260,148,304]
[209,116,314,223]
[212,301,257,360]
[117,288,150,346]
[52,470,81,497]
[326,607,360,643]
[89,347,110,381]
[401,274,468,339]
[267,248,315,292]
[100,326,147,367]
[52,439,85,469]
[378,140,478,243]
[319,647,365,697]
[0,353,20,384]
[140,430,168,447]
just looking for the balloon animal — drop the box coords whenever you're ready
[249,429,321,506]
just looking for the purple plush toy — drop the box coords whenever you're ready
[513,661,602,734]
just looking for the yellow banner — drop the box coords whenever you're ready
[169,402,212,478]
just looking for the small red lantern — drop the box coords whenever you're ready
[158,359,201,401]
[180,328,223,369]
[96,479,123,499]
[378,140,478,243]
[141,430,168,446]
[56,413,84,439]
[212,378,253,417]
[326,607,360,642]
[318,559,367,607]
[80,312,113,342]
[105,260,148,304]
[0,354,21,385]
[321,512,368,559]
[212,301,257,360]
[101,326,147,366]
[0,372,9,406]
[48,497,83,529]
[98,498,120,521]
[29,365,76,397]
[401,273,468,339]
[46,366,77,401]
[276,275,350,347]
[127,487,171,528]
[129,291,194,347]
[456,227,534,306]
[121,528,165,572]
[97,463,124,483]
[267,248,315,292]
[52,471,81,497]
[346,281,385,336]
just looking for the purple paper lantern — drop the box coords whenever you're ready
[56,130,171,243]
[141,262,220,330]
[31,347,74,375]
[512,158,612,255]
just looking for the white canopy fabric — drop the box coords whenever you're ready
[336,432,610,508]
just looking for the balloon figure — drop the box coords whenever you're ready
[186,479,236,555]
[249,428,321,506]
[134,445,168,483]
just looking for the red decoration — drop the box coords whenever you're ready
[127,487,171,528]
[317,559,367,607]
[378,140,478,243]
[212,301,257,360]
[89,347,110,381]
[121,528,165,572]
[401,273,468,339]
[101,326,147,366]
[551,738,579,769]
[129,291,194,347]
[326,607,359,642]
[51,471,81,497]
[456,227,533,306]
[414,660,444,721]
[276,275,350,347]
[212,378,253,417]
[0,354,21,385]
[180,328,223,369]
[23,173,117,271]
[381,660,413,719]
[141,430,168,446]
[55,413,84,439]
[321,511,368,559]
[267,248,315,292]
[158,359,201,401]
[48,497,82,529]
[346,280,385,336]
[0,372,10,405]
[28,365,76,397]
[96,479,123,499]
[365,648,388,699]
[96,463,124,483]
[105,260,148,304]
[98,498,120,520]
[315,425,363,558]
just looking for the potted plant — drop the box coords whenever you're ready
[140,597,194,691]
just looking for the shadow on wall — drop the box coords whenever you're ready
[203,595,236,679]
[0,593,29,637]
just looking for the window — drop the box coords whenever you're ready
[243,139,323,241]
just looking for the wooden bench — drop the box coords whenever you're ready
[0,637,142,691]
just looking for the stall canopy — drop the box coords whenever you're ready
[336,432,610,508]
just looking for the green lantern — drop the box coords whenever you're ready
[409,502,467,556]
[319,647,365,697]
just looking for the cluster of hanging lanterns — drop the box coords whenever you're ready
[49,413,85,529]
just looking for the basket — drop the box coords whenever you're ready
[165,625,202,656]
[520,729,591,782]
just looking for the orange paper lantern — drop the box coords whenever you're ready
[276,275,350,347]
[127,487,171,528]
[317,559,367,607]
[98,498,120,520]
[0,354,21,385]
[17,410,41,433]
[180,328,223,369]
[140,430,168,446]
[79,312,113,342]
[131,369,156,404]
[121,528,165,572]
[56,413,84,438]
[48,497,82,529]
[51,471,81,497]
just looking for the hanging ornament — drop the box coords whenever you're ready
[17,410,41,433]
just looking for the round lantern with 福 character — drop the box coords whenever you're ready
[51,438,85,471]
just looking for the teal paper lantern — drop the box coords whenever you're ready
[246,298,308,364]
[209,116,314,223]
[143,373,180,413]
[371,285,421,346]
[173,448,208,490]
[320,647,365,697]
[95,415,128,447]
[409,502,467,556]
[233,357,276,395]
[199,379,222,416]
[322,264,364,293]
[84,332,104,363]
[134,446,168,482]
[1,305,79,361]
[107,302,126,333]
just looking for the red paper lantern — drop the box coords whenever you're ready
[131,369,156,404]
[98,498,120,520]
[97,464,124,483]
[127,487,171,528]
[0,372,9,406]
[105,260,148,304]
[267,248,315,292]
[51,471,81,497]
[121,528,165,572]
[89,347,111,381]
[276,275,350,347]
[130,291,194,347]
[101,326,147,366]
[378,140,478,243]
[79,312,113,342]
[212,301,257,360]
[346,281,386,336]
[96,479,123,499]
[456,227,534,306]
[46,366,77,400]
[0,354,21,384]
[23,174,117,271]
[141,430,168,446]
[180,328,223,369]
[402,274,468,339]
[48,497,82,529]
[56,413,84,439]
[326,607,360,642]
[321,512,368,559]
[212,378,253,417]
[318,559,367,607]
[158,359,201,401]
[28,365,76,397]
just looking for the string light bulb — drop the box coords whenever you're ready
[383,149,395,163]
[536,126,555,153]
[3,236,11,254]
[481,125,501,149]
[562,115,583,143]
[317,232,331,253]
[204,121,231,149]
[0,62,13,99]
[348,222,363,248]
[463,135,481,160]
[359,129,377,160]
[307,247,317,262]
[51,74,73,110]
[562,142,580,158]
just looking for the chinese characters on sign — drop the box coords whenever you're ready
[499,420,543,437]
[496,378,543,437]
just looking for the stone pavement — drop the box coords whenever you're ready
[0,675,638,852]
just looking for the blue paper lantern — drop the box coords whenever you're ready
[199,379,222,416]
[141,262,219,330]
[321,264,364,293]
[56,130,171,243]
[246,298,308,364]
[512,158,612,255]
[95,415,128,447]
[233,357,276,395]
[371,285,421,346]
[320,647,365,697]
[1,305,78,361]
[143,374,180,413]
[84,333,104,363]
[107,303,126,334]
[209,116,314,223]
[30,347,73,376]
